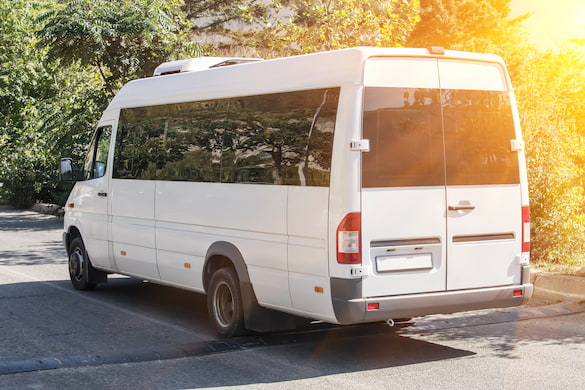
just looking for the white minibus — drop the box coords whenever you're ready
[60,47,533,337]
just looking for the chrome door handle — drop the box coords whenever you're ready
[97,192,108,197]
[448,205,475,211]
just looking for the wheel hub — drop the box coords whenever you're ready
[213,281,235,328]
[69,249,84,282]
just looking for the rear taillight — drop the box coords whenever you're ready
[522,206,530,253]
[337,212,361,264]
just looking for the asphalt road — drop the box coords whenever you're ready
[0,205,584,389]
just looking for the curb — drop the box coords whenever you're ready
[531,272,585,303]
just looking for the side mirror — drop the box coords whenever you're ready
[59,158,83,182]
[95,161,106,178]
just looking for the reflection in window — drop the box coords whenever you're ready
[113,110,168,180]
[362,88,444,187]
[443,90,519,185]
[113,88,339,187]
[83,126,111,180]
[362,88,519,188]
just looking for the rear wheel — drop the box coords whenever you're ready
[68,237,97,291]
[207,267,245,338]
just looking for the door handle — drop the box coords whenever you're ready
[97,192,108,197]
[448,205,475,211]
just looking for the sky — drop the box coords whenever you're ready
[510,0,585,48]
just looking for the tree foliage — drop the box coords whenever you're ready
[515,49,585,264]
[37,0,202,94]
[0,0,61,207]
[216,0,420,57]
[406,0,532,76]
[407,0,527,50]
[1,0,199,208]
[183,0,271,30]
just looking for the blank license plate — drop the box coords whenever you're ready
[376,253,433,272]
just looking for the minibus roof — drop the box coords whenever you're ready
[106,47,506,112]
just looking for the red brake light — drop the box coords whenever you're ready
[522,206,530,253]
[336,212,361,264]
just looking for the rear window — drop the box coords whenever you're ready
[362,87,520,188]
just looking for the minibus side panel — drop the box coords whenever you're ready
[327,85,366,281]
[287,186,333,317]
[155,182,291,309]
[110,179,158,280]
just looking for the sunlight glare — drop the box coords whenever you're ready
[512,0,585,48]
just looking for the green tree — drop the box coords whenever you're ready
[515,49,585,265]
[405,0,532,76]
[37,0,202,95]
[406,0,527,51]
[217,0,420,58]
[2,0,202,208]
[183,0,271,30]
[0,0,62,207]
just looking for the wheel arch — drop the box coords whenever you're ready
[64,225,82,255]
[202,241,300,333]
[203,241,251,293]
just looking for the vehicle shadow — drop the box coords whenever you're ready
[0,276,473,379]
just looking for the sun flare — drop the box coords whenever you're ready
[578,6,585,28]
[512,0,585,48]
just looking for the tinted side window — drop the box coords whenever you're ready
[443,90,519,185]
[114,88,339,187]
[142,100,230,182]
[224,89,338,186]
[113,107,167,180]
[362,88,444,187]
[83,126,111,180]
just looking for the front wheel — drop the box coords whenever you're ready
[207,267,245,338]
[68,237,97,291]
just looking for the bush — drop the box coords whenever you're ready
[514,48,585,265]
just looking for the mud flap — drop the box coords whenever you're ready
[240,281,300,333]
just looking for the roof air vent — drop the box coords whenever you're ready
[153,57,262,76]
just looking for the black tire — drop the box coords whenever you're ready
[207,267,245,338]
[68,237,97,291]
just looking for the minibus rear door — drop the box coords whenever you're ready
[360,58,447,297]
[439,59,523,290]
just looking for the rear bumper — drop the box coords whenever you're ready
[331,266,534,324]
